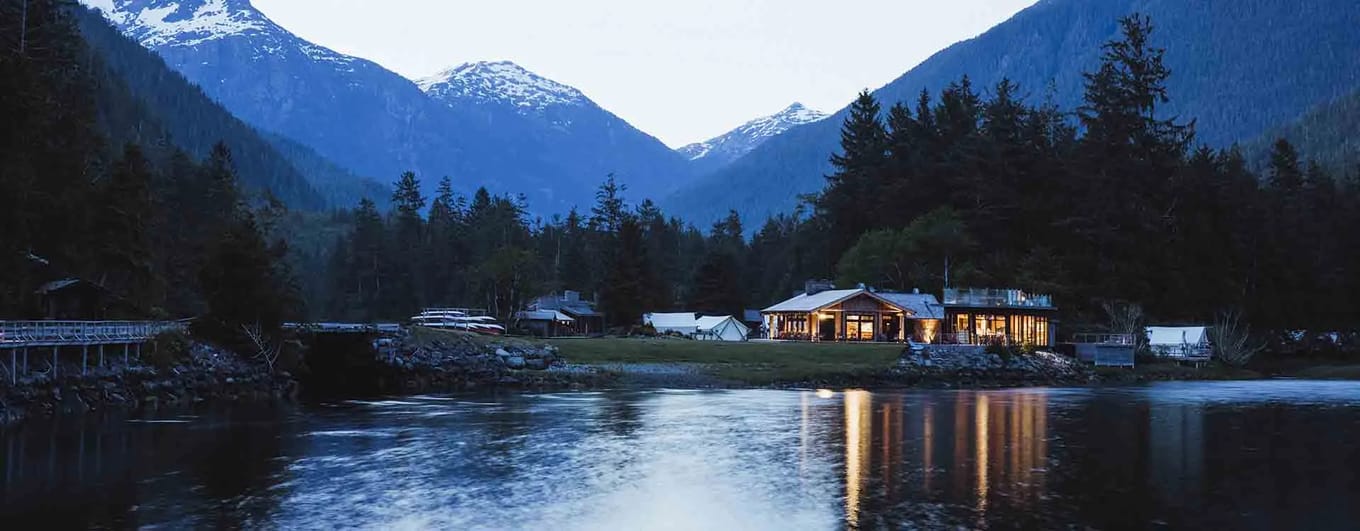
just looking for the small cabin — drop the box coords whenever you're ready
[514,309,577,337]
[526,290,604,336]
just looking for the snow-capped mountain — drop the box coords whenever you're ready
[418,61,588,115]
[417,60,696,195]
[80,0,695,211]
[679,103,828,175]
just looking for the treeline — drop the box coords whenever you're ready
[1,0,300,350]
[754,15,1360,331]
[322,173,762,325]
[7,3,1358,343]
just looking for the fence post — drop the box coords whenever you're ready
[51,346,58,379]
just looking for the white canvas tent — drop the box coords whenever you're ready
[695,315,750,342]
[1146,326,1211,359]
[645,312,701,336]
[645,312,749,342]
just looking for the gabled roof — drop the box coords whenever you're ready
[517,310,574,322]
[875,292,945,320]
[645,312,700,329]
[762,288,912,315]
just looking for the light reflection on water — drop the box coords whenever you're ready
[4,381,1360,529]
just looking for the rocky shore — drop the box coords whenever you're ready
[0,342,295,425]
[888,345,1095,387]
[364,328,617,394]
[0,327,616,425]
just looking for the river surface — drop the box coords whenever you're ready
[3,381,1360,529]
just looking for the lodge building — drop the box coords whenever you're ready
[761,282,1055,346]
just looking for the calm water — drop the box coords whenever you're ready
[3,381,1360,529]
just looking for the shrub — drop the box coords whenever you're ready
[1210,309,1264,367]
[144,330,193,369]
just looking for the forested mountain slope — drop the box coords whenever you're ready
[75,5,328,208]
[1243,88,1360,177]
[666,0,1360,225]
[83,0,694,212]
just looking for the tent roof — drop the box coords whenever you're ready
[762,288,911,315]
[1146,326,1209,345]
[696,315,748,333]
[646,312,699,329]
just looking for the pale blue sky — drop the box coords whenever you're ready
[252,0,1037,147]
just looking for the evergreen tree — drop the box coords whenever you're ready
[689,250,744,318]
[600,216,649,327]
[820,90,888,260]
[96,144,158,313]
[425,176,461,305]
[385,171,426,316]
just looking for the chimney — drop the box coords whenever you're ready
[564,290,580,302]
[804,279,835,296]
[913,288,920,294]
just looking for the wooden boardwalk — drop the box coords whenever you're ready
[1,320,186,383]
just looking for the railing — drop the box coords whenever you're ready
[1070,333,1136,345]
[943,288,1053,308]
[0,321,186,348]
[421,307,489,317]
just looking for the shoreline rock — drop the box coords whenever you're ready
[359,328,616,395]
[0,342,295,425]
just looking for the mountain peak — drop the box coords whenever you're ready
[417,60,588,113]
[679,102,828,167]
[81,0,270,47]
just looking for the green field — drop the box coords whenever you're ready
[546,337,904,384]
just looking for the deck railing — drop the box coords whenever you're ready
[0,321,185,348]
[943,288,1053,308]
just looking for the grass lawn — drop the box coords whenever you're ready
[546,337,904,384]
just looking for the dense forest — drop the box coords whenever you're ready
[4,3,1358,355]
[666,0,1360,228]
[777,15,1360,334]
[1,0,300,352]
[1244,86,1360,177]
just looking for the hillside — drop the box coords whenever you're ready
[666,0,1360,225]
[679,103,828,177]
[419,61,696,201]
[75,5,327,208]
[83,0,695,212]
[1243,88,1360,176]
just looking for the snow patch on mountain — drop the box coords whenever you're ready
[680,103,828,163]
[82,0,270,47]
[82,0,360,69]
[418,61,589,114]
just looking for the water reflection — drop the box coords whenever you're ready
[826,388,1053,528]
[3,382,1360,529]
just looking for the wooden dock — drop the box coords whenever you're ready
[0,320,186,383]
